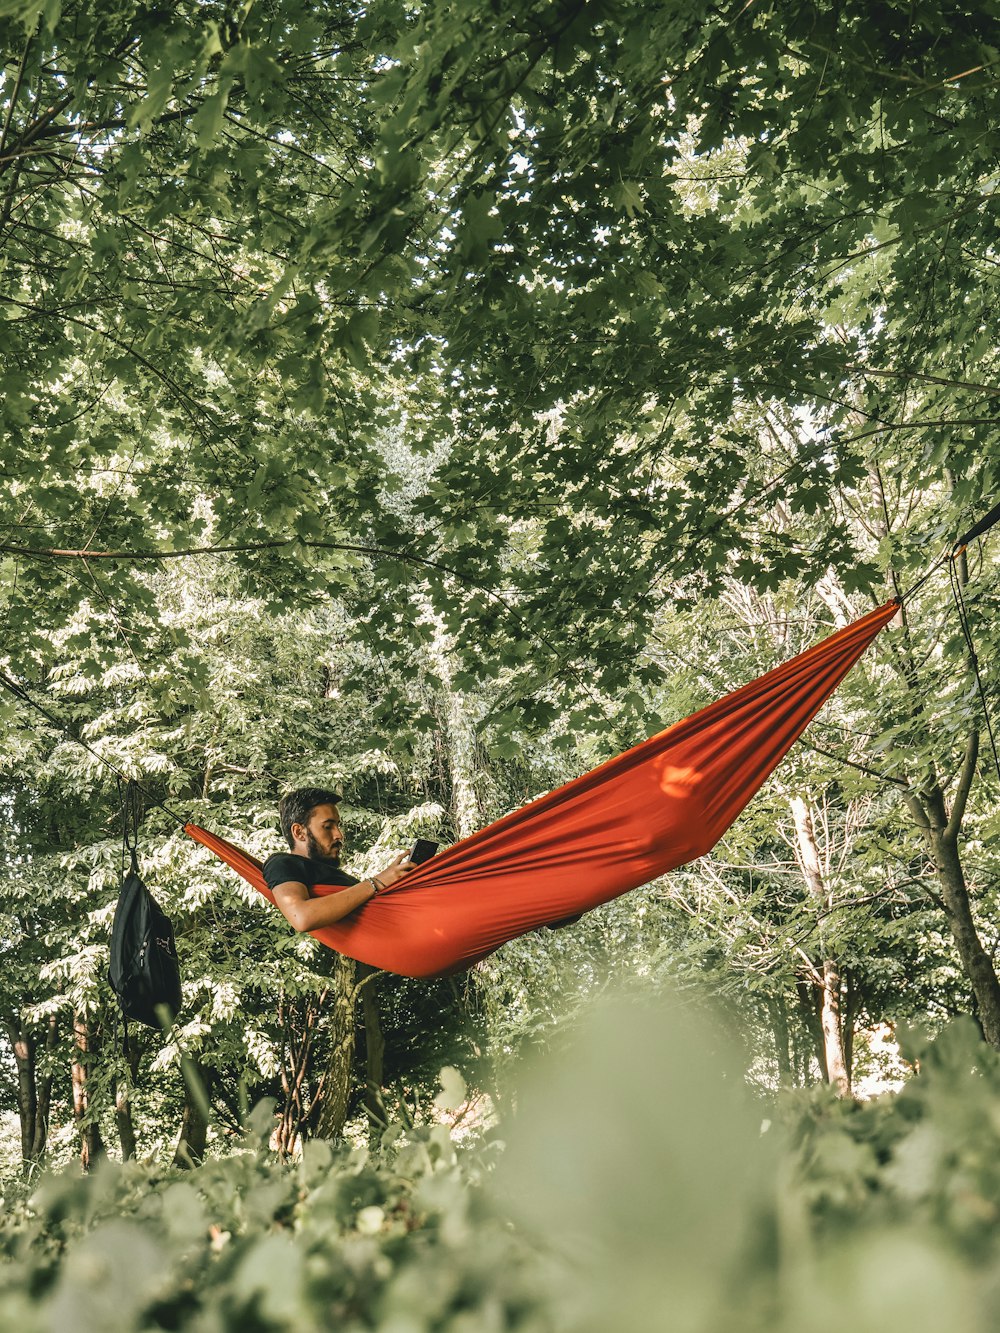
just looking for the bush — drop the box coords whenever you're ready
[0,1106,551,1332]
[4,1003,1000,1331]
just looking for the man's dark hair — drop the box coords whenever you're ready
[279,787,343,849]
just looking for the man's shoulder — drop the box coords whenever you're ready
[262,852,311,890]
[262,853,359,891]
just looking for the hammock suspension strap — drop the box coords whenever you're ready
[119,778,144,877]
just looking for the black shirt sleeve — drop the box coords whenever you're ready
[263,853,311,891]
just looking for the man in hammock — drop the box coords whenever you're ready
[263,786,414,932]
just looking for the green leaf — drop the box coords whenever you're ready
[192,89,229,149]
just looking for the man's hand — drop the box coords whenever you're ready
[374,853,416,891]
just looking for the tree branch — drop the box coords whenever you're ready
[903,791,932,830]
[0,535,480,586]
[0,32,33,161]
[845,364,1000,398]
[944,728,979,846]
[798,737,910,789]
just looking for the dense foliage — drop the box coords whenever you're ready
[2,0,998,701]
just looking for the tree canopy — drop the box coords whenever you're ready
[3,0,997,689]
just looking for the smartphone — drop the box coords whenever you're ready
[408,838,439,865]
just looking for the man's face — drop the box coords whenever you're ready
[300,804,343,862]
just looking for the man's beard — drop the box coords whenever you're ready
[305,830,340,862]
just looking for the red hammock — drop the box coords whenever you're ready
[187,601,896,978]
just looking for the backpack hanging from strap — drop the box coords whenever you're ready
[107,784,182,1029]
[108,855,182,1028]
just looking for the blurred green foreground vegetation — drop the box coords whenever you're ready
[4,1004,1000,1333]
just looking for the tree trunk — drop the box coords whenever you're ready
[442,684,480,839]
[818,957,850,1095]
[114,1077,138,1162]
[72,1014,106,1171]
[842,968,858,1079]
[358,966,387,1141]
[883,528,1000,1048]
[313,955,358,1141]
[767,995,792,1086]
[113,1042,141,1161]
[173,1059,212,1167]
[32,1015,57,1162]
[795,977,826,1083]
[6,1013,39,1170]
[276,987,328,1158]
[790,797,851,1096]
[424,608,481,838]
[908,771,1000,1048]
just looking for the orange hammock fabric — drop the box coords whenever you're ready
[186,601,897,978]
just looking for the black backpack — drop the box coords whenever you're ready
[108,858,182,1030]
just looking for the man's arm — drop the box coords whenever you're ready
[272,856,413,933]
[271,878,377,932]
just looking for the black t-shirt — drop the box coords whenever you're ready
[262,852,359,893]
